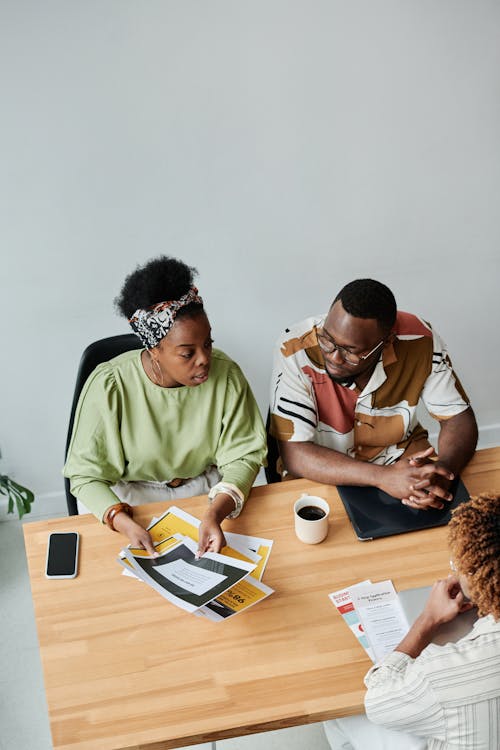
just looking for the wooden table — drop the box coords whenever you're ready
[23,447,500,750]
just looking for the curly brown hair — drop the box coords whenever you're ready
[448,493,500,620]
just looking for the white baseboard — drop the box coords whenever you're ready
[428,422,500,451]
[23,491,67,521]
[477,423,500,449]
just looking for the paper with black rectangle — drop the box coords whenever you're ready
[124,535,255,613]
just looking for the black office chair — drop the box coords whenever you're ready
[264,410,282,484]
[64,334,142,515]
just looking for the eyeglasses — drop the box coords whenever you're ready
[317,328,385,367]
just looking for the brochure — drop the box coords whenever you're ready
[351,580,409,662]
[329,580,375,661]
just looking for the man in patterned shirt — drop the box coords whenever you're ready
[270,279,477,508]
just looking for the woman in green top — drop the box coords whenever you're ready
[64,257,267,557]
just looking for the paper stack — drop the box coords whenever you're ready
[118,506,274,621]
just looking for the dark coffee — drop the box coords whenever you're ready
[297,505,326,521]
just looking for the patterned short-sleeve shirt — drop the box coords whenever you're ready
[270,311,470,465]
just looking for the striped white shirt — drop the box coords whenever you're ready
[364,615,500,749]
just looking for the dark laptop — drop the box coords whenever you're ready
[337,477,470,541]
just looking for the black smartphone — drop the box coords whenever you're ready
[45,532,79,579]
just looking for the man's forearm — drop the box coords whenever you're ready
[437,407,478,476]
[279,439,453,504]
[279,440,383,487]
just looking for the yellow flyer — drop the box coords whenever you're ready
[147,506,199,544]
[251,544,272,581]
[225,532,273,581]
[199,576,274,621]
[147,506,260,567]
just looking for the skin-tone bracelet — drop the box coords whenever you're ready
[104,502,133,531]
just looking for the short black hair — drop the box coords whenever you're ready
[115,256,204,319]
[333,279,397,332]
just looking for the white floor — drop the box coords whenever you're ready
[0,499,331,750]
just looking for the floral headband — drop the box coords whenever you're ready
[128,286,203,349]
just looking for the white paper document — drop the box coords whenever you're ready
[153,558,226,595]
[351,580,410,662]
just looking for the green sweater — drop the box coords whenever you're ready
[64,349,267,521]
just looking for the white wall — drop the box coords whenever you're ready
[1,0,499,500]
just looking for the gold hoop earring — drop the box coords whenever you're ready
[149,353,164,386]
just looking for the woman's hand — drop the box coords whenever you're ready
[421,575,474,628]
[395,575,474,658]
[112,512,159,557]
[198,512,226,557]
[197,493,236,557]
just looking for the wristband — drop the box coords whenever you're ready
[207,483,243,519]
[104,502,133,531]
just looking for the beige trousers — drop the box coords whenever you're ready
[76,466,221,515]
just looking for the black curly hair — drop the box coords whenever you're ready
[448,493,500,620]
[115,256,204,320]
[333,279,397,333]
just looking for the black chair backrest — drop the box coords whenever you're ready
[64,334,142,515]
[264,410,282,484]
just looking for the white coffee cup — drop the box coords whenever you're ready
[294,494,330,544]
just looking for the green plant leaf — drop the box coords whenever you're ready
[8,479,34,505]
[1,475,34,518]
[15,494,27,519]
